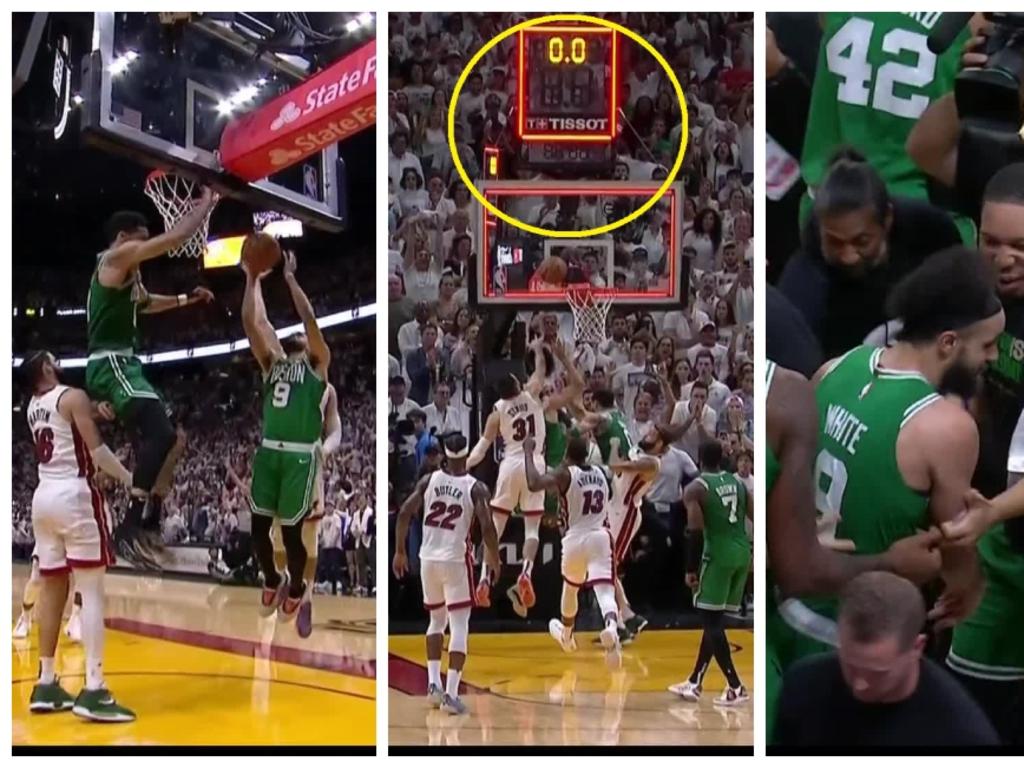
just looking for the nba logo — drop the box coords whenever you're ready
[303,164,318,199]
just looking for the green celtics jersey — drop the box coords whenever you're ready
[815,345,940,554]
[596,409,632,464]
[802,13,973,239]
[87,255,143,353]
[262,355,326,445]
[545,417,567,468]
[766,360,781,494]
[699,471,751,567]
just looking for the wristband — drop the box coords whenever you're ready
[177,293,188,306]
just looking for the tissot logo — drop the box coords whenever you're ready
[269,55,377,133]
[526,116,609,132]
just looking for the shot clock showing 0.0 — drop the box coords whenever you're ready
[517,24,618,142]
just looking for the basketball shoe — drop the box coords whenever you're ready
[714,685,749,706]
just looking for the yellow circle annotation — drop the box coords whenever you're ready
[446,13,689,239]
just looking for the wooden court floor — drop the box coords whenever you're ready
[11,564,376,747]
[389,628,753,747]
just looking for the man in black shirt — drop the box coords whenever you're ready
[777,150,962,358]
[774,572,999,748]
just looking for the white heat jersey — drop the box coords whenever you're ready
[563,465,611,535]
[496,391,544,459]
[419,470,478,562]
[27,385,91,482]
[612,450,660,511]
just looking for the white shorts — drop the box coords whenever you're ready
[31,477,113,575]
[608,501,642,565]
[492,453,545,516]
[272,516,320,555]
[421,556,476,612]
[561,528,615,589]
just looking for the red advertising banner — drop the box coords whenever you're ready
[219,40,376,182]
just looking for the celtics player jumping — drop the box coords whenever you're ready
[241,250,329,623]
[670,440,751,706]
[87,194,218,565]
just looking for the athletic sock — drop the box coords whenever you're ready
[39,657,55,684]
[427,660,442,688]
[689,632,713,685]
[445,668,462,699]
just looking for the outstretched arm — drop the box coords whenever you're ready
[102,187,218,280]
[241,266,284,374]
[544,340,584,412]
[140,286,215,315]
[467,411,499,469]
[282,251,331,377]
[524,341,546,399]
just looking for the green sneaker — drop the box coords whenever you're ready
[29,680,75,713]
[72,688,136,723]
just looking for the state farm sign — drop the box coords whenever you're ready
[219,41,376,182]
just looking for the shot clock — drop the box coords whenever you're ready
[516,24,618,142]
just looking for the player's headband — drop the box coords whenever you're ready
[445,445,469,459]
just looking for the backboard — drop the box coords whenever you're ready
[79,12,374,231]
[471,180,686,309]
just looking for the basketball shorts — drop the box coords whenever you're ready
[492,453,545,516]
[85,353,163,420]
[251,445,320,526]
[561,528,615,588]
[608,500,642,565]
[693,554,750,612]
[421,556,475,612]
[271,516,320,555]
[32,477,114,574]
[948,578,1024,681]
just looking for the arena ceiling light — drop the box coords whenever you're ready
[216,83,262,115]
[12,303,376,369]
[107,49,138,76]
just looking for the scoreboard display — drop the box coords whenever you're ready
[517,24,618,143]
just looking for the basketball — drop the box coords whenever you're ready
[241,232,282,273]
[537,255,568,285]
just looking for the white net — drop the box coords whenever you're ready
[143,171,214,259]
[566,285,614,346]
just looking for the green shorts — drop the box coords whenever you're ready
[250,443,320,526]
[85,353,162,419]
[948,557,1024,680]
[693,555,749,612]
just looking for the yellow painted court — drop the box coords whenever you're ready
[389,628,753,747]
[12,565,375,747]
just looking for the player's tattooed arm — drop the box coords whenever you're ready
[282,251,331,376]
[472,481,501,581]
[59,388,133,488]
[393,474,431,579]
[322,385,342,455]
[101,187,218,281]
[524,341,547,398]
[241,267,284,374]
[523,437,568,494]
[607,436,657,473]
[467,412,499,469]
[546,340,585,412]
[682,480,706,586]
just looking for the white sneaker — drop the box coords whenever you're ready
[548,619,577,652]
[63,611,82,644]
[599,622,622,669]
[668,680,702,701]
[13,612,31,639]
[714,685,749,707]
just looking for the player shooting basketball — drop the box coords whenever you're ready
[87,191,218,567]
[241,248,330,626]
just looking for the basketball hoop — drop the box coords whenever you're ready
[143,170,214,259]
[566,284,614,346]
